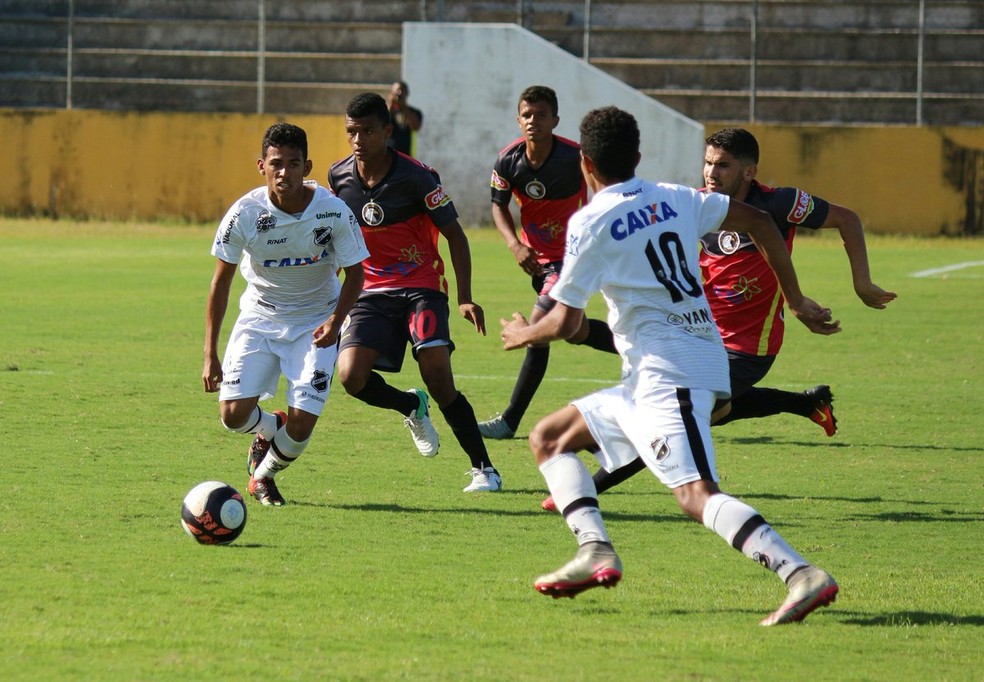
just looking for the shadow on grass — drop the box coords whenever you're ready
[289,499,688,523]
[843,510,984,522]
[723,434,984,454]
[839,611,984,627]
[288,491,980,525]
[658,608,984,627]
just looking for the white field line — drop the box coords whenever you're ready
[909,261,984,278]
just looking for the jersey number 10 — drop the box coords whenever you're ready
[644,233,702,303]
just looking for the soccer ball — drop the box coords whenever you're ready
[181,481,248,545]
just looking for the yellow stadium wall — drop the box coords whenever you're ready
[3,109,983,235]
[705,122,984,237]
[2,109,352,223]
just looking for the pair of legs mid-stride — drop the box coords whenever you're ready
[530,384,838,626]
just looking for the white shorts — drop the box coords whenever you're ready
[572,384,719,489]
[219,313,337,416]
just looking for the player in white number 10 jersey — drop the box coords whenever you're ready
[501,106,841,626]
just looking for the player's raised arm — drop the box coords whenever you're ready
[821,203,898,309]
[723,200,841,336]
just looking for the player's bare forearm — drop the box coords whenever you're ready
[312,314,343,347]
[314,264,365,347]
[203,260,236,391]
[825,207,899,309]
[501,303,583,350]
[442,224,474,303]
[492,202,540,275]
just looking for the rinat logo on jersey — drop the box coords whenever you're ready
[610,201,680,240]
[255,211,277,234]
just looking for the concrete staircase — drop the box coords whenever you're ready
[1,0,982,124]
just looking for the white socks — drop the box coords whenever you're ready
[540,453,611,546]
[702,493,807,582]
[224,405,279,439]
[254,427,308,480]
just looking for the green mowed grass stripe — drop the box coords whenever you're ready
[1,219,983,681]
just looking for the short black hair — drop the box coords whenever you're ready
[705,128,759,164]
[519,85,559,117]
[262,122,308,160]
[579,106,639,182]
[347,92,391,126]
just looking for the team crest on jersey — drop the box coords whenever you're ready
[255,210,277,234]
[362,199,384,226]
[718,231,741,254]
[312,370,329,393]
[786,189,815,225]
[425,185,452,210]
[525,179,546,199]
[314,226,333,246]
[490,170,510,192]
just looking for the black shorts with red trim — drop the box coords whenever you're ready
[339,288,454,372]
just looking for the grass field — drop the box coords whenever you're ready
[2,218,983,681]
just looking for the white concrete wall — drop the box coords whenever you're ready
[402,22,705,228]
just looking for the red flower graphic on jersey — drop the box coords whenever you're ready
[542,219,565,240]
[401,244,424,264]
[714,275,762,305]
[731,276,762,301]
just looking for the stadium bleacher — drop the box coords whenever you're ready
[1,0,982,124]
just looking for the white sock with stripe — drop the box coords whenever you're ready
[702,493,807,582]
[539,452,611,546]
[254,428,308,480]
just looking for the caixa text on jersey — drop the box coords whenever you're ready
[261,248,331,267]
[611,201,680,240]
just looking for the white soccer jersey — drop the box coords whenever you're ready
[212,182,370,325]
[551,177,732,397]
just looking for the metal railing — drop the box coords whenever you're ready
[14,0,984,124]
